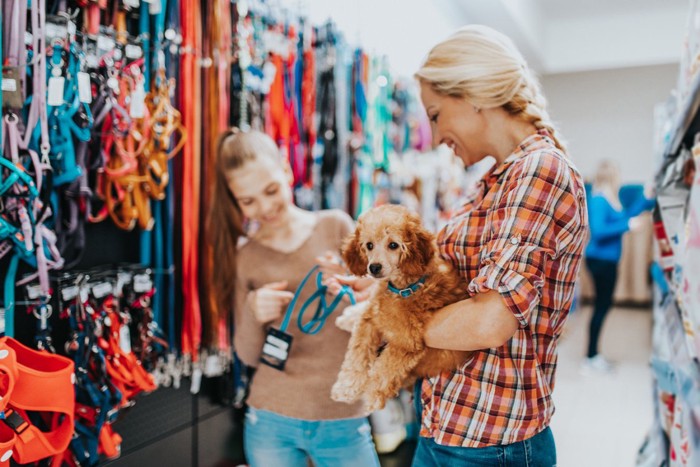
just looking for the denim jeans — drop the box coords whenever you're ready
[412,426,557,467]
[244,407,380,467]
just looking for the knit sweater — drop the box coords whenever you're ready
[233,209,366,420]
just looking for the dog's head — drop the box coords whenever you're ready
[342,205,435,281]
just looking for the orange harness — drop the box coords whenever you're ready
[0,337,74,467]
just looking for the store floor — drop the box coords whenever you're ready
[379,304,654,467]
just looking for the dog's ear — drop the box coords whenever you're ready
[341,229,368,276]
[399,217,436,276]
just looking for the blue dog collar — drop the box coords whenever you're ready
[387,276,427,298]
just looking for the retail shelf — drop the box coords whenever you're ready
[665,70,700,157]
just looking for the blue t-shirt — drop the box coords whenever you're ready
[585,192,655,262]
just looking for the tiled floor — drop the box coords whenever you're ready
[551,305,654,467]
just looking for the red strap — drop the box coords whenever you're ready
[180,0,203,360]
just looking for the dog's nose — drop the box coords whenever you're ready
[369,263,382,276]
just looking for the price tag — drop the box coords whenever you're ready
[125,44,143,59]
[123,0,140,8]
[149,0,162,15]
[24,32,33,46]
[133,274,153,293]
[2,68,24,109]
[120,325,132,353]
[130,84,146,119]
[1,79,16,92]
[48,76,65,106]
[97,35,116,53]
[79,286,89,303]
[190,366,202,394]
[26,284,43,300]
[46,22,67,41]
[77,72,93,104]
[91,282,113,299]
[61,285,80,302]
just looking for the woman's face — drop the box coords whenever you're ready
[420,82,489,167]
[226,156,294,228]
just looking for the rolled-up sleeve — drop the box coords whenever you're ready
[467,151,582,327]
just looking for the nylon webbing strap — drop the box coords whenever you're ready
[180,0,202,361]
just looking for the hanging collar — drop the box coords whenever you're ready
[387,276,427,298]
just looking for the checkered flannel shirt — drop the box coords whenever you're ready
[420,130,589,447]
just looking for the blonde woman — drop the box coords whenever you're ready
[411,25,588,465]
[583,160,654,373]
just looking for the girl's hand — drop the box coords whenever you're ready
[249,281,294,324]
[315,251,348,277]
[324,274,377,303]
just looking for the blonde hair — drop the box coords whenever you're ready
[414,25,566,152]
[592,159,621,194]
[208,128,282,314]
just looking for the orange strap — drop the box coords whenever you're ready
[180,0,203,360]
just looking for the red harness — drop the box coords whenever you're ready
[0,337,74,467]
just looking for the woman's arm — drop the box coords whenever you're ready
[424,290,519,351]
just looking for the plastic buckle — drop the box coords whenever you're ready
[399,288,413,298]
[3,410,29,436]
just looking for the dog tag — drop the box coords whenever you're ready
[77,72,93,104]
[260,328,293,371]
[48,76,65,106]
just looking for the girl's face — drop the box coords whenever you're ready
[226,156,294,228]
[419,82,489,167]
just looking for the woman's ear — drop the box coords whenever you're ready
[341,230,368,276]
[282,159,294,186]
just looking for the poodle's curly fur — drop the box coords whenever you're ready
[331,204,471,412]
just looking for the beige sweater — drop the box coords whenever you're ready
[233,210,366,420]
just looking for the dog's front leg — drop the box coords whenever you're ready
[364,347,424,412]
[331,313,382,404]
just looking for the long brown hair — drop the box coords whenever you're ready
[208,128,283,316]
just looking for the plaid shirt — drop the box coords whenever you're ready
[421,130,588,447]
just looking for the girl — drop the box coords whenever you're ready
[209,128,380,467]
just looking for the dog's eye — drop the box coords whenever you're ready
[366,242,374,251]
[388,242,399,250]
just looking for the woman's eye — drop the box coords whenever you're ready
[265,187,279,195]
[239,199,254,206]
[366,242,374,251]
[388,242,399,250]
[430,113,439,123]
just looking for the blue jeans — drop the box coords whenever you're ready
[412,427,557,467]
[244,407,380,467]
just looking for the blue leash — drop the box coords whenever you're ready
[279,265,356,335]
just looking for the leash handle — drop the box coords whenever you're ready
[279,265,355,334]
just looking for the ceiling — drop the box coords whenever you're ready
[302,0,689,77]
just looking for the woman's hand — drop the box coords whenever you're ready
[315,251,348,277]
[324,274,377,303]
[249,281,294,324]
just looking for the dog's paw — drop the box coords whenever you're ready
[331,380,361,403]
[335,302,368,332]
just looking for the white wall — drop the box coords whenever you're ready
[541,63,679,183]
